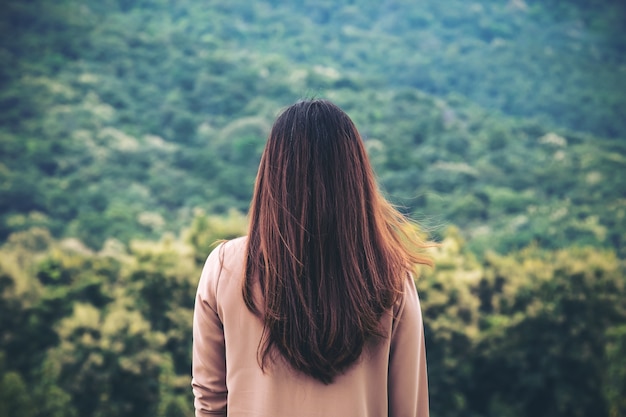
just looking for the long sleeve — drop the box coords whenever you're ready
[388,277,429,417]
[192,244,228,417]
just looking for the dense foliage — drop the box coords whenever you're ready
[1,224,624,417]
[1,0,625,254]
[0,0,624,416]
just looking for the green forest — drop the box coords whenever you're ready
[0,0,624,416]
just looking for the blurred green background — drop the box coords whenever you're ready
[0,0,625,416]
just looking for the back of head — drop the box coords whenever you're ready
[244,99,431,384]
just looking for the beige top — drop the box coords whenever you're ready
[192,237,429,417]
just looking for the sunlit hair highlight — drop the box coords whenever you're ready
[243,99,432,384]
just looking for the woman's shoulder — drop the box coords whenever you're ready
[197,236,248,303]
[206,236,248,264]
[202,236,248,281]
[205,235,247,269]
[219,235,248,255]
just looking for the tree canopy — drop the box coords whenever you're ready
[0,0,624,416]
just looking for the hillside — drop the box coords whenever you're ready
[1,0,625,254]
[0,1,625,416]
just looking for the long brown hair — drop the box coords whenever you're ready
[243,99,432,384]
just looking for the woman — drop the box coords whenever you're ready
[192,99,432,417]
